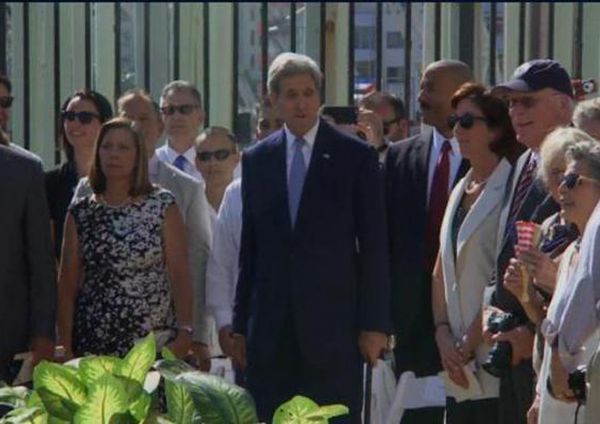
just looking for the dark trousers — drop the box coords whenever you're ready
[400,407,444,424]
[246,316,363,423]
[499,361,534,424]
[446,397,499,424]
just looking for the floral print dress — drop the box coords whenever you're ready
[70,188,177,357]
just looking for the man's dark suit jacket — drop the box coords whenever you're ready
[0,146,56,378]
[233,120,391,416]
[384,128,469,377]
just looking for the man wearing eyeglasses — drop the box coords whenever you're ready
[194,127,240,227]
[156,80,205,182]
[0,75,42,164]
[485,59,575,424]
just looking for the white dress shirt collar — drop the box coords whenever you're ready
[164,143,197,166]
[284,119,319,150]
[432,127,460,158]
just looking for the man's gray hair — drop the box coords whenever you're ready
[573,98,600,129]
[538,127,592,185]
[161,80,203,107]
[267,52,322,96]
[566,138,600,183]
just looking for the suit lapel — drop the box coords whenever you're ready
[269,131,293,232]
[457,159,511,260]
[414,130,432,211]
[497,151,529,253]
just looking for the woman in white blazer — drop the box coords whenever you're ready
[432,83,525,423]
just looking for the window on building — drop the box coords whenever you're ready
[386,31,403,49]
[387,66,404,83]
[355,26,375,50]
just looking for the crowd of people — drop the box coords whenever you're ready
[2,52,600,424]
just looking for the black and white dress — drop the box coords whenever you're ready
[70,188,177,357]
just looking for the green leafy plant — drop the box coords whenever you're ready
[0,334,347,424]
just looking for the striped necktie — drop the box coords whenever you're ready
[507,155,537,233]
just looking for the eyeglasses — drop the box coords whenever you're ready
[561,172,600,190]
[61,110,101,124]
[448,113,488,129]
[160,104,200,116]
[0,96,14,109]
[196,149,236,162]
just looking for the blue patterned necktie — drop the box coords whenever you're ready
[288,137,307,227]
[173,155,187,171]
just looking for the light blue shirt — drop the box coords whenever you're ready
[284,119,319,180]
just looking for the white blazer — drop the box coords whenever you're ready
[439,158,512,399]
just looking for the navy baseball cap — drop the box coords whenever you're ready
[492,59,574,98]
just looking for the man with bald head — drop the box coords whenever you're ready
[384,60,472,423]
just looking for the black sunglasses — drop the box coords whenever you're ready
[160,104,200,116]
[448,113,488,129]
[61,110,101,124]
[197,149,235,162]
[560,173,600,190]
[0,96,14,109]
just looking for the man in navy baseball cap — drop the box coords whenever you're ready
[492,59,574,98]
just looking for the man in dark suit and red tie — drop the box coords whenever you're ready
[232,52,391,423]
[385,60,473,424]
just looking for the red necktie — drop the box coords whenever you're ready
[425,140,452,272]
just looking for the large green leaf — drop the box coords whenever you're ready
[0,406,46,424]
[79,357,122,388]
[0,386,29,408]
[272,396,348,424]
[164,376,195,423]
[155,360,257,424]
[36,387,78,421]
[74,373,128,424]
[116,333,156,385]
[128,391,151,421]
[33,361,87,407]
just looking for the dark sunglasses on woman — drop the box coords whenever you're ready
[561,173,600,190]
[160,104,199,116]
[448,112,488,130]
[0,96,14,108]
[61,110,101,124]
[197,149,235,162]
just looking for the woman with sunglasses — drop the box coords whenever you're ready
[432,82,524,423]
[57,118,193,359]
[526,133,600,424]
[45,90,113,260]
[193,126,240,228]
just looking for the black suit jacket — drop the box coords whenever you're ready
[384,129,469,376]
[233,120,391,365]
[0,146,56,372]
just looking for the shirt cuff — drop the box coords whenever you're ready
[213,309,233,332]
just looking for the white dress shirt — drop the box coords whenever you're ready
[555,200,600,369]
[206,178,242,330]
[156,142,204,183]
[426,128,462,203]
[284,119,319,179]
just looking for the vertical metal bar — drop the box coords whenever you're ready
[290,2,296,53]
[173,2,180,79]
[348,2,355,105]
[85,3,91,89]
[23,2,29,149]
[518,3,525,64]
[459,4,475,69]
[232,3,239,132]
[489,3,497,86]
[375,2,382,91]
[260,2,268,96]
[143,3,150,92]
[573,3,583,79]
[54,3,61,164]
[203,2,210,125]
[404,3,412,119]
[0,3,6,74]
[320,2,326,100]
[434,3,441,61]
[114,3,121,97]
[547,3,554,58]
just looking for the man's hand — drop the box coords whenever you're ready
[549,347,577,403]
[31,336,54,366]
[190,342,211,372]
[356,109,385,148]
[166,332,193,360]
[358,331,388,366]
[517,246,558,294]
[231,333,247,371]
[492,325,534,366]
[503,258,533,301]
[218,325,236,358]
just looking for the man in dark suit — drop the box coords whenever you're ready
[385,60,473,424]
[0,144,56,382]
[232,52,391,423]
[485,59,575,423]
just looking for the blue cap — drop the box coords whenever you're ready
[492,59,573,98]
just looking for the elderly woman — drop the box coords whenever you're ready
[432,82,523,423]
[506,130,600,424]
[45,90,113,260]
[57,118,193,359]
[573,97,600,140]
